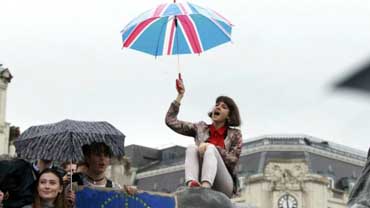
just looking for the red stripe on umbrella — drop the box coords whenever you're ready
[123,17,157,48]
[167,18,177,55]
[177,15,202,54]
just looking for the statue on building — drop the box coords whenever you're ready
[348,157,370,208]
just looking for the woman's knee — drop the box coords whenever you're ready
[203,144,219,158]
[186,144,198,153]
[205,144,217,153]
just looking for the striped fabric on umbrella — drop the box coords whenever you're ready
[121,1,233,56]
[14,119,125,162]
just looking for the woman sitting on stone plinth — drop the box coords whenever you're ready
[165,74,243,198]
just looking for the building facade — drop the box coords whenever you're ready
[0,64,12,155]
[126,135,367,208]
[238,160,349,208]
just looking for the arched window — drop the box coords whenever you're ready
[327,177,335,189]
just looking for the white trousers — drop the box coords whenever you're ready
[185,144,233,197]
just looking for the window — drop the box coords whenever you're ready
[153,183,158,191]
[238,176,245,190]
[327,177,335,189]
[179,177,184,184]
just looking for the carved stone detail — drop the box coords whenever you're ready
[264,160,309,191]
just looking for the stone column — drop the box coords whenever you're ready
[0,64,13,155]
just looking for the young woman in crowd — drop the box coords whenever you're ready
[165,75,243,198]
[25,168,66,208]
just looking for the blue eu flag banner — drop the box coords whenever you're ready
[76,187,176,208]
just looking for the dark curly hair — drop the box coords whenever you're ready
[82,142,113,159]
[208,96,241,127]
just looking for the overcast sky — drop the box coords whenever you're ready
[1,0,370,152]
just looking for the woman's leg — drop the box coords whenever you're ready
[201,144,233,197]
[185,144,200,185]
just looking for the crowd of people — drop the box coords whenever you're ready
[0,142,137,208]
[1,76,244,207]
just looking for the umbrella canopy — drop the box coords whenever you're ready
[121,1,233,56]
[14,119,125,162]
[335,60,370,95]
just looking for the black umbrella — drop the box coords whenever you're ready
[14,119,126,162]
[335,60,370,95]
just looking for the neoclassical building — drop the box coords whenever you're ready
[125,135,367,208]
[0,64,13,155]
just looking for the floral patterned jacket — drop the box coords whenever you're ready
[165,101,243,195]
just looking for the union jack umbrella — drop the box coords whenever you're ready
[121,1,233,57]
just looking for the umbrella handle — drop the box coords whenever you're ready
[176,73,183,92]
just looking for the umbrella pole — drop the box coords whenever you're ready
[175,16,181,82]
[70,160,73,192]
[177,54,181,76]
[177,55,183,84]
